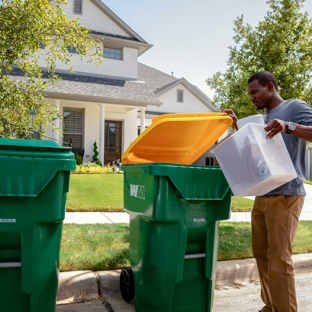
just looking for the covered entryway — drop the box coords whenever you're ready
[104,120,122,164]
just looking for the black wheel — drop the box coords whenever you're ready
[120,266,135,302]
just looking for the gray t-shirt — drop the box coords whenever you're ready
[264,99,312,196]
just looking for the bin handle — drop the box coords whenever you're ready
[0,262,21,268]
[184,253,205,259]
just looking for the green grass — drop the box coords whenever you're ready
[60,224,130,271]
[231,197,254,212]
[66,174,124,211]
[67,173,253,212]
[60,221,312,271]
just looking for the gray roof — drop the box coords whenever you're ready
[137,63,178,93]
[44,72,161,104]
[138,63,215,111]
[9,67,161,106]
[9,63,214,110]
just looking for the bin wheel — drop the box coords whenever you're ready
[120,266,135,302]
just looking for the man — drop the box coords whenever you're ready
[224,71,312,312]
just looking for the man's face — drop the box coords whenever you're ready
[247,80,272,110]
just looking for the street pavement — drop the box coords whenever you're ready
[56,254,312,312]
[56,183,312,311]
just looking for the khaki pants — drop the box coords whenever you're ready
[252,195,304,312]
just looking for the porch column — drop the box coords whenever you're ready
[99,104,105,164]
[53,100,60,144]
[140,108,146,135]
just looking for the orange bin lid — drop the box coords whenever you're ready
[122,112,233,165]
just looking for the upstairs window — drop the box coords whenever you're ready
[74,0,82,14]
[104,47,122,60]
[177,89,184,102]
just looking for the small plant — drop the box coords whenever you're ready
[75,154,83,165]
[93,141,99,162]
[95,159,102,166]
[73,162,123,174]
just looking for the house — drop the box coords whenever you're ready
[20,0,218,165]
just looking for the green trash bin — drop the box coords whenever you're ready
[119,113,233,312]
[0,138,76,312]
[121,164,232,312]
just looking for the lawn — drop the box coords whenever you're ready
[60,221,312,271]
[66,173,124,211]
[62,173,311,271]
[66,173,254,212]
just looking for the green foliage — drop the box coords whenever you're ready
[73,162,121,174]
[74,153,83,165]
[0,0,102,137]
[94,159,102,166]
[206,0,312,119]
[93,141,99,161]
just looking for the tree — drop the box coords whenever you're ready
[0,0,102,137]
[206,0,312,119]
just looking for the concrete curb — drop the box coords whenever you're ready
[56,253,312,304]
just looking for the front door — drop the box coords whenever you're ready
[104,120,122,165]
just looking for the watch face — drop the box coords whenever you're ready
[289,122,296,131]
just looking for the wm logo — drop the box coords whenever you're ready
[130,184,145,199]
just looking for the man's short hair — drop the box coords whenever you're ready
[248,71,278,91]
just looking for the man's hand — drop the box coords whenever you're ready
[222,109,238,130]
[264,119,288,139]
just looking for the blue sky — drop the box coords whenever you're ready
[102,0,312,98]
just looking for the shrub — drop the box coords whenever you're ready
[73,162,122,174]
[75,154,83,165]
[93,141,99,162]
[95,159,102,166]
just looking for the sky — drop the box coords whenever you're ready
[102,0,312,99]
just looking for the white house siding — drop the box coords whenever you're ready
[45,100,138,163]
[123,111,138,152]
[38,46,138,80]
[62,0,129,37]
[147,85,212,114]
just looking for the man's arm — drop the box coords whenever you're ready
[265,119,312,142]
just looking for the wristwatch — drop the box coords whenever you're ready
[286,122,296,134]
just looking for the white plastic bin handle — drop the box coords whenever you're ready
[184,253,206,259]
[0,262,21,268]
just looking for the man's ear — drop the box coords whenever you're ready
[267,81,275,91]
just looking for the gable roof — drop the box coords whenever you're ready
[9,68,161,107]
[9,64,214,110]
[90,0,152,55]
[91,0,145,42]
[138,63,216,111]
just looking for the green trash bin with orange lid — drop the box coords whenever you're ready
[119,113,233,312]
[0,138,75,312]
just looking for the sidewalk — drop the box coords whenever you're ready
[64,183,312,224]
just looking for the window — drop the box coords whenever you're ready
[39,42,45,49]
[104,47,122,60]
[74,0,82,14]
[63,108,84,148]
[177,89,183,102]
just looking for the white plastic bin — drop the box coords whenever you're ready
[212,123,297,196]
[237,114,264,129]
